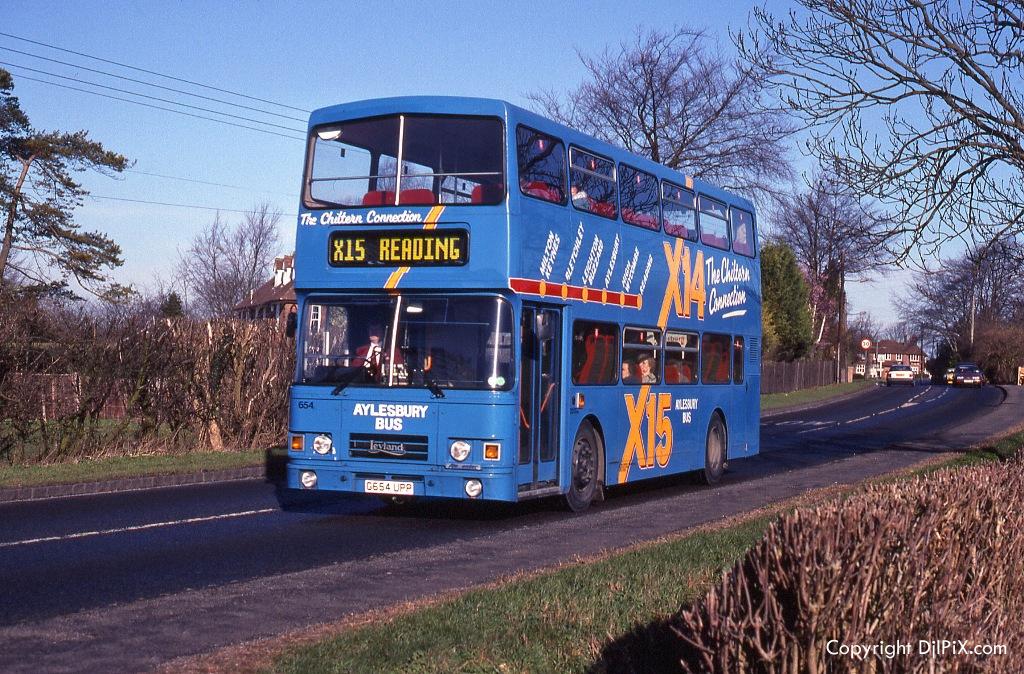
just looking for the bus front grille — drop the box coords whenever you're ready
[349,434,429,461]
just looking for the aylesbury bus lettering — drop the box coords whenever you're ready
[674,397,698,424]
[353,403,429,431]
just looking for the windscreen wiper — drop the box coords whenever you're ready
[330,367,364,396]
[400,345,445,398]
[424,375,445,399]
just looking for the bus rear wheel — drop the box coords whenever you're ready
[566,422,600,512]
[703,414,727,485]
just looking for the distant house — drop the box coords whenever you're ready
[234,254,296,326]
[861,339,927,376]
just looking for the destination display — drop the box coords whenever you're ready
[327,229,468,267]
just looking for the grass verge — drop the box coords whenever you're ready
[276,517,771,674]
[761,379,874,411]
[245,430,1024,674]
[0,449,269,489]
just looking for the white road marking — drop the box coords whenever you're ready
[0,508,277,549]
[843,385,944,425]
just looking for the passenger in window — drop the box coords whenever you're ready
[637,354,657,384]
[571,184,589,209]
[622,361,638,384]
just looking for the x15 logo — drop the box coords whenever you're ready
[618,387,674,483]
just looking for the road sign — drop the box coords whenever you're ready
[861,338,872,350]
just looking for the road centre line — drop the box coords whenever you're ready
[0,508,277,549]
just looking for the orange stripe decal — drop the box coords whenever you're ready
[508,277,642,310]
[383,205,446,289]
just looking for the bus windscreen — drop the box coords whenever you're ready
[306,115,505,208]
[299,295,514,391]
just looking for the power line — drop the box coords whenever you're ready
[2,62,305,134]
[90,194,299,216]
[126,168,296,198]
[11,73,307,141]
[0,31,310,114]
[0,46,307,123]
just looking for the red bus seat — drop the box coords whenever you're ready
[578,333,614,384]
[521,180,562,203]
[628,211,658,229]
[592,201,616,218]
[398,188,435,205]
[471,184,504,204]
[665,362,681,384]
[362,190,395,206]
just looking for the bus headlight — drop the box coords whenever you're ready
[449,440,471,462]
[312,434,333,455]
[465,479,483,498]
[300,470,318,489]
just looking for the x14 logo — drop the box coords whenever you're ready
[618,386,674,483]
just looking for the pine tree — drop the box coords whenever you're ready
[159,291,184,318]
[0,68,130,298]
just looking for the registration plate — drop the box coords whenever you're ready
[363,479,415,496]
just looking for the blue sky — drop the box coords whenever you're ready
[2,0,900,323]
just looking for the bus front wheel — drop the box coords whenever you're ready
[703,414,727,485]
[566,422,600,512]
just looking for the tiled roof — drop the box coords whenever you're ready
[234,278,295,310]
[874,339,925,356]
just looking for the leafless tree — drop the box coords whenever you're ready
[739,0,1024,261]
[882,322,917,345]
[177,202,282,317]
[896,236,1024,354]
[530,27,795,204]
[768,171,891,345]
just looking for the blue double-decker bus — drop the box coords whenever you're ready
[281,96,760,511]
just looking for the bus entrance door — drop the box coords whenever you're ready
[517,305,561,494]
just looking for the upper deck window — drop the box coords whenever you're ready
[699,195,730,250]
[731,207,756,257]
[516,126,566,204]
[619,164,659,230]
[569,148,617,219]
[306,115,504,209]
[662,182,697,241]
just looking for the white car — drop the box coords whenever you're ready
[886,364,915,386]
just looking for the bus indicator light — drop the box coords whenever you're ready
[290,435,304,452]
[483,443,501,460]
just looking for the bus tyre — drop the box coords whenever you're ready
[703,414,727,485]
[566,422,600,512]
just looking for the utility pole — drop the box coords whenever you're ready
[835,253,846,383]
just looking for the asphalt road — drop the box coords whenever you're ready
[0,384,1018,673]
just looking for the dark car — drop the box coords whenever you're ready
[953,364,984,388]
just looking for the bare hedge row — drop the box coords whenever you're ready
[0,300,292,464]
[592,458,1024,673]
